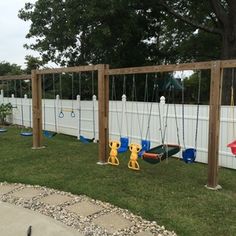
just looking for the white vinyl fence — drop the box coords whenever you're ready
[1,89,236,170]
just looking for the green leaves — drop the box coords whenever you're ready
[0,103,13,125]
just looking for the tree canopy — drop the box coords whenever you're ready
[18,0,236,103]
[19,0,234,67]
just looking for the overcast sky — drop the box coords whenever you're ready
[0,0,37,68]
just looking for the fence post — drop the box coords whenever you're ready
[206,61,222,190]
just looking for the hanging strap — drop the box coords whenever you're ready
[14,80,17,107]
[121,75,129,138]
[53,73,57,132]
[194,71,201,149]
[181,75,186,149]
[145,78,158,140]
[58,74,64,118]
[28,80,32,128]
[172,86,181,146]
[111,76,121,136]
[6,80,9,103]
[71,73,75,118]
[142,74,149,140]
[42,75,46,130]
[91,71,96,139]
[78,72,82,135]
[20,80,24,128]
[132,75,142,139]
[161,86,172,145]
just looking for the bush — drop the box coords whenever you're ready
[0,103,13,125]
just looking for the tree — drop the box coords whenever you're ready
[0,61,22,76]
[158,0,236,104]
[19,1,236,103]
[18,0,165,67]
[24,55,45,74]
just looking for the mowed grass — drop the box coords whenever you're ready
[0,127,235,236]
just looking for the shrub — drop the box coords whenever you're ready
[0,103,13,125]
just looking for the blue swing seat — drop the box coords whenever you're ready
[80,135,94,144]
[0,128,7,133]
[20,132,33,137]
[43,130,57,138]
[182,148,196,163]
[118,137,129,153]
[138,139,151,157]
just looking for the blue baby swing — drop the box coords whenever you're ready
[181,71,201,163]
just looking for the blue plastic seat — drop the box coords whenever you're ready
[182,148,196,163]
[138,139,151,157]
[43,130,56,138]
[80,135,94,144]
[0,128,7,133]
[20,132,33,137]
[118,137,129,153]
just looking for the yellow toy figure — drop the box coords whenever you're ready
[128,143,142,171]
[108,140,121,166]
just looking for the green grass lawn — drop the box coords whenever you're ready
[0,127,235,236]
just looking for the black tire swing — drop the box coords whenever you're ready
[142,75,181,164]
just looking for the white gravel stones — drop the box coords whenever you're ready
[0,182,177,236]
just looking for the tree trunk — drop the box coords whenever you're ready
[221,24,236,105]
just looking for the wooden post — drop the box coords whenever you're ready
[31,70,43,149]
[97,64,109,164]
[206,61,222,190]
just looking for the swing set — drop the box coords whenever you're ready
[0,60,235,190]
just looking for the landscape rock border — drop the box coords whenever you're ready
[0,182,177,236]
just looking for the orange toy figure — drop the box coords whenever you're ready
[108,140,121,166]
[128,143,142,170]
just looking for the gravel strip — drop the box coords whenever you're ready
[0,182,177,236]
